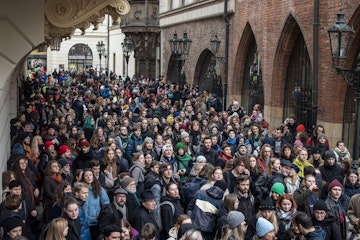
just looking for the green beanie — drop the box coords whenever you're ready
[175,142,185,152]
[271,182,285,196]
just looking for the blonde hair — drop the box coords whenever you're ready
[45,217,68,240]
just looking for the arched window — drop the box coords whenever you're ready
[283,34,313,131]
[68,44,93,70]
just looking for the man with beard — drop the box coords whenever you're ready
[195,137,218,166]
[73,140,95,171]
[98,187,128,234]
[234,175,255,221]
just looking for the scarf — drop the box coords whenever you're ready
[114,201,127,221]
[277,209,297,230]
[176,153,192,169]
[49,173,62,183]
[227,137,236,145]
[219,151,233,166]
[334,147,347,158]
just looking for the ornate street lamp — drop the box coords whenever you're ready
[327,9,360,168]
[210,35,221,55]
[121,36,134,80]
[169,31,192,98]
[96,41,106,75]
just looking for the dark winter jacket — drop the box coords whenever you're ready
[318,162,344,184]
[125,134,143,162]
[312,212,341,240]
[73,150,96,172]
[160,195,184,238]
[133,205,160,236]
[304,226,326,240]
[64,214,82,240]
[190,186,224,233]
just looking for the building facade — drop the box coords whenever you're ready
[159,0,360,152]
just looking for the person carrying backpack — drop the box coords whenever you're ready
[159,182,184,239]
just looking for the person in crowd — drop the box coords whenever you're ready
[129,152,146,185]
[263,127,288,157]
[293,147,313,178]
[81,168,110,240]
[100,224,122,240]
[256,217,277,240]
[160,182,184,239]
[167,214,192,240]
[120,176,140,224]
[234,174,255,220]
[1,216,24,240]
[293,174,319,216]
[73,182,91,240]
[152,162,176,204]
[276,193,297,231]
[216,194,238,238]
[98,187,128,234]
[2,171,16,201]
[257,144,274,173]
[188,180,227,240]
[133,190,160,238]
[62,197,82,240]
[319,150,344,184]
[311,199,341,240]
[49,180,72,220]
[333,140,352,164]
[100,148,120,191]
[195,136,219,166]
[45,217,69,240]
[223,156,250,193]
[117,219,139,240]
[292,212,326,240]
[10,156,39,207]
[59,158,73,183]
[217,143,234,168]
[73,140,95,171]
[344,169,360,198]
[125,125,144,163]
[284,163,301,196]
[89,160,106,188]
[325,179,349,240]
[38,140,58,177]
[308,147,324,168]
[220,211,247,240]
[174,142,193,182]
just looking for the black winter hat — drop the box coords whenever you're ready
[324,150,336,160]
[259,197,275,211]
[214,180,227,192]
[313,200,328,211]
[3,217,22,233]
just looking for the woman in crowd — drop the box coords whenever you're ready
[45,217,69,240]
[344,169,360,198]
[276,194,297,231]
[62,197,82,240]
[81,168,110,240]
[221,211,247,240]
[217,194,239,238]
[10,156,39,207]
[100,148,119,191]
[43,160,63,223]
[117,219,138,240]
[129,152,146,185]
[167,214,192,240]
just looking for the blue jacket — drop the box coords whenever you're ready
[305,226,326,240]
[83,186,110,226]
[125,134,143,162]
[78,201,91,240]
[190,186,224,233]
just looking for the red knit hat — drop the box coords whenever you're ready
[179,124,187,130]
[58,145,70,155]
[328,179,343,191]
[80,140,90,147]
[44,141,54,150]
[296,124,306,132]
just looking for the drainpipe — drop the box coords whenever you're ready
[312,0,319,130]
[223,0,230,110]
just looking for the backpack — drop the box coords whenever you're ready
[154,200,175,230]
[180,178,206,210]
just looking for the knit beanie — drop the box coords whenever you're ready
[121,176,135,189]
[296,124,306,132]
[271,182,285,196]
[3,217,23,233]
[259,197,275,211]
[179,124,187,130]
[180,131,190,139]
[256,217,274,237]
[214,180,227,192]
[143,137,154,144]
[318,134,327,139]
[59,145,70,155]
[175,142,185,152]
[44,141,54,150]
[313,200,328,211]
[227,211,245,228]
[293,140,303,148]
[324,150,336,160]
[162,144,173,152]
[328,179,343,191]
[196,155,207,163]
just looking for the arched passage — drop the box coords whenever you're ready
[68,44,93,70]
[193,49,223,97]
[232,23,263,113]
[272,14,313,131]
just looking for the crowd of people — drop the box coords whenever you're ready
[1,68,358,240]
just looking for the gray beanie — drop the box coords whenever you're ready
[180,131,190,139]
[143,137,154,144]
[227,211,245,228]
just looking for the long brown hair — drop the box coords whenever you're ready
[81,168,101,198]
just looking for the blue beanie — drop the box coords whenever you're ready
[256,217,274,237]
